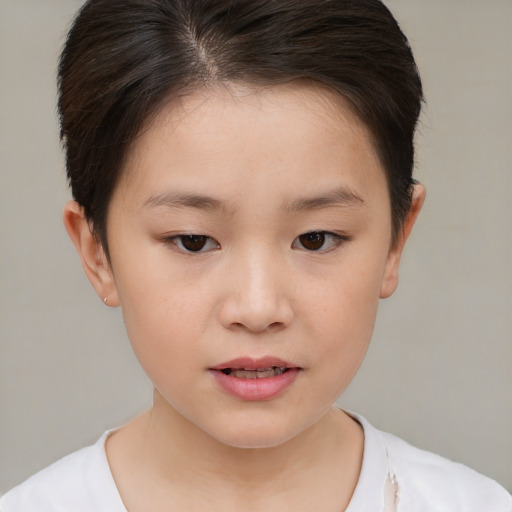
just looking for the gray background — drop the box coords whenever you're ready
[1,0,511,494]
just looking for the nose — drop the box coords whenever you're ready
[218,248,294,333]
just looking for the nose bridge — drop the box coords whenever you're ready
[220,242,293,332]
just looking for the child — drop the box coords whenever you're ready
[1,0,510,510]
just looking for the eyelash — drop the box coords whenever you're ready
[292,231,352,252]
[163,234,220,253]
[163,231,351,254]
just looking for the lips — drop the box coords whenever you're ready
[209,357,301,401]
[211,356,298,372]
[221,367,288,379]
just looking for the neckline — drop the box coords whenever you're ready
[345,413,392,511]
[98,412,390,511]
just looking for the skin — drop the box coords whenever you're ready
[64,82,425,511]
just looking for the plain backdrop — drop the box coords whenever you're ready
[1,0,511,494]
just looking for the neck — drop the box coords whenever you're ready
[107,389,364,510]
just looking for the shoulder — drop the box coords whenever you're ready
[378,428,512,511]
[1,445,96,512]
[0,432,125,512]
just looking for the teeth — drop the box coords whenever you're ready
[224,367,288,379]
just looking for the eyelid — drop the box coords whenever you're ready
[160,230,351,254]
[292,230,352,252]
[162,234,220,253]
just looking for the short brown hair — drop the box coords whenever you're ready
[58,0,423,256]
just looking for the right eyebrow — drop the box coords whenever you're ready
[141,191,223,211]
[284,186,365,213]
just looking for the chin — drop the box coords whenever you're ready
[205,414,309,450]
[214,429,296,450]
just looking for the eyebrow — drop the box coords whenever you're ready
[142,186,365,214]
[284,186,365,213]
[142,191,223,211]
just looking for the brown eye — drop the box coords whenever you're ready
[165,234,220,253]
[298,231,326,251]
[292,231,349,252]
[180,235,207,251]
[176,235,218,252]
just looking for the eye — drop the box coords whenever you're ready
[166,234,220,253]
[292,231,349,252]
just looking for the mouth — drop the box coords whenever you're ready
[210,357,300,378]
[209,357,301,400]
[219,366,290,379]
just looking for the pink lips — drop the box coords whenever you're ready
[209,357,301,401]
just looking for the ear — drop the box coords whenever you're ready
[63,200,119,307]
[380,183,426,299]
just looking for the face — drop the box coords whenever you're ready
[100,83,403,448]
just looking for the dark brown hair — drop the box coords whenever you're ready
[58,0,423,256]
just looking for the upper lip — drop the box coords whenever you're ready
[210,356,300,371]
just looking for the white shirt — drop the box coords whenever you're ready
[1,414,510,511]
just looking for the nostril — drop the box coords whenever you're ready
[228,320,286,333]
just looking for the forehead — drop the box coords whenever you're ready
[144,81,370,152]
[117,82,386,209]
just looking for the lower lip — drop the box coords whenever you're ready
[210,368,300,401]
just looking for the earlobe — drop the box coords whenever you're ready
[379,183,426,299]
[63,200,119,307]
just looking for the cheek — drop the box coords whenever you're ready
[111,250,213,376]
[120,291,209,404]
[300,254,385,382]
[310,290,378,368]
[305,298,377,406]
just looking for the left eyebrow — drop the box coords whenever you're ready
[284,186,365,213]
[142,191,223,211]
